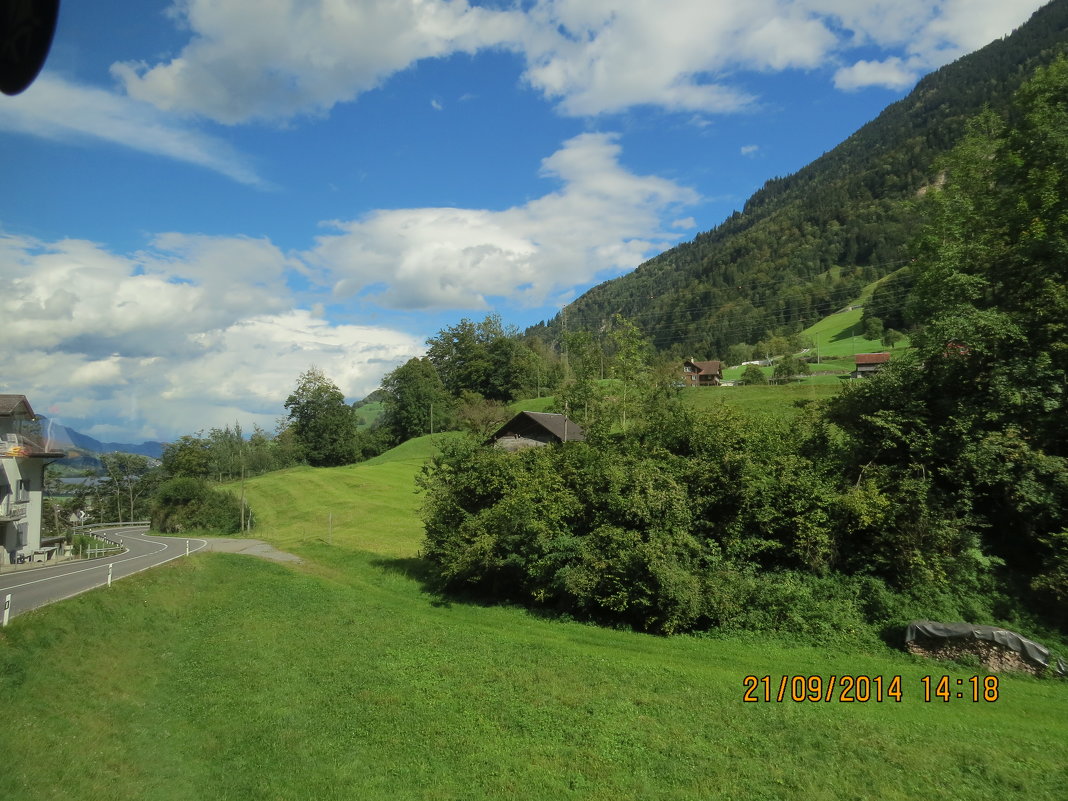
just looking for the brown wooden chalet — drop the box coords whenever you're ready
[681,358,723,387]
[487,411,585,452]
[851,352,891,379]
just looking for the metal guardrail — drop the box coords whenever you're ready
[73,523,147,559]
[78,521,150,530]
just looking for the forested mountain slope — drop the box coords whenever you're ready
[526,0,1068,357]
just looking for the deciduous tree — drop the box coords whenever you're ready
[284,367,358,467]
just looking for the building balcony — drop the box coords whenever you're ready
[0,433,65,459]
[0,497,28,520]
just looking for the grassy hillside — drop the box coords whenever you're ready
[238,432,459,556]
[353,399,386,428]
[3,433,1067,799]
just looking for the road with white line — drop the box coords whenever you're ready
[0,527,206,621]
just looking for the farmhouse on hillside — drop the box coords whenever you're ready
[851,353,891,379]
[0,395,65,564]
[681,358,723,387]
[487,411,585,451]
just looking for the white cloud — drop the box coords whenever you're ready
[834,57,919,91]
[106,0,1045,124]
[0,234,422,441]
[822,0,1041,90]
[0,75,267,186]
[740,144,759,156]
[112,0,529,124]
[431,99,444,110]
[305,133,698,309]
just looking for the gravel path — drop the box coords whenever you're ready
[198,538,303,564]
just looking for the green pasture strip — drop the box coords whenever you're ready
[800,306,912,360]
[680,384,841,418]
[353,400,385,427]
[1,549,1065,801]
[509,395,555,413]
[234,432,461,558]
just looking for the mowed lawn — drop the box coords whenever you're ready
[1,435,1066,800]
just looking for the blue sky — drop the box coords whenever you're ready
[0,0,1046,442]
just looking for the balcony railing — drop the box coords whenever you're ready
[0,433,64,458]
[0,497,28,520]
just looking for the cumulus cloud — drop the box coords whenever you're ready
[825,0,1040,90]
[0,75,267,186]
[834,57,919,90]
[0,234,422,441]
[106,0,1045,124]
[112,0,529,124]
[305,133,699,309]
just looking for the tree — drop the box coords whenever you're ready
[827,58,1068,588]
[380,358,454,443]
[726,343,754,366]
[456,390,510,438]
[862,316,884,341]
[607,315,652,433]
[99,453,157,522]
[772,357,809,383]
[881,329,904,349]
[740,364,768,385]
[284,367,358,467]
[161,435,211,479]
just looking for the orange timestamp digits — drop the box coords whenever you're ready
[743,675,1000,703]
[743,674,903,703]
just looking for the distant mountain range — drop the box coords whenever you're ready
[39,417,164,460]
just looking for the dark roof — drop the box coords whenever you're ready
[854,353,891,365]
[686,360,723,374]
[488,411,586,444]
[0,394,33,416]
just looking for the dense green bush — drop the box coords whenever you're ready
[151,477,246,534]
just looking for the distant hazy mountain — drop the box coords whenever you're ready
[39,417,164,459]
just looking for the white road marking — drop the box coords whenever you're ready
[0,532,208,591]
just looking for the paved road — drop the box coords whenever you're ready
[0,527,207,622]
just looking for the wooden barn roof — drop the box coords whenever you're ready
[489,411,586,444]
[854,353,891,365]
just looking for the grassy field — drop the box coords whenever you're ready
[354,400,386,428]
[3,429,1067,800]
[681,383,842,417]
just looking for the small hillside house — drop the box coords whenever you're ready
[851,353,891,379]
[681,359,723,387]
[488,411,585,451]
[1,395,65,564]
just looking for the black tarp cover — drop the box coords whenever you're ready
[906,620,1067,676]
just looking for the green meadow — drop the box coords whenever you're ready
[2,431,1066,800]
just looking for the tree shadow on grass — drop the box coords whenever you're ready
[368,555,562,615]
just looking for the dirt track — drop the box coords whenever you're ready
[198,538,302,564]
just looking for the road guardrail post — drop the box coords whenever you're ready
[108,564,113,587]
[3,594,10,627]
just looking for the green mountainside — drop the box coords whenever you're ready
[526,0,1068,358]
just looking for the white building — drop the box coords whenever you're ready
[0,395,64,564]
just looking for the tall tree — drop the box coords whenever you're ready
[284,367,358,467]
[828,58,1068,591]
[380,358,454,443]
[99,453,156,522]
